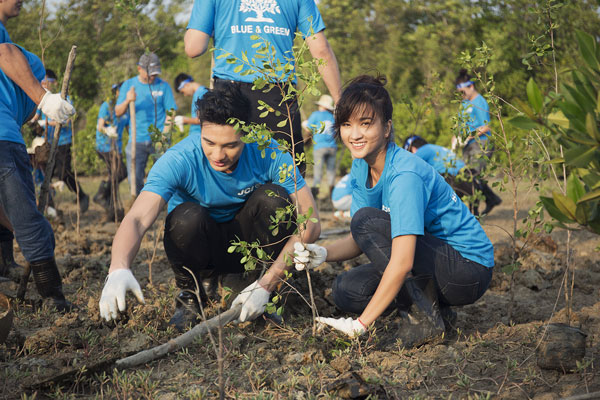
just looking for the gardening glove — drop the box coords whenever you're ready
[293,242,327,271]
[316,316,366,338]
[99,269,145,322]
[105,125,118,138]
[174,115,185,132]
[38,90,75,124]
[37,119,46,128]
[231,280,271,323]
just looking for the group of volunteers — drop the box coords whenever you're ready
[0,0,497,348]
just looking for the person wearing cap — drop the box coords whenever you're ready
[94,82,129,220]
[184,0,342,174]
[171,73,208,136]
[0,5,75,311]
[452,69,502,215]
[115,52,177,195]
[31,68,89,214]
[303,94,337,200]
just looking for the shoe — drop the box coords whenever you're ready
[201,275,219,302]
[93,181,110,208]
[79,193,89,214]
[0,239,25,283]
[310,187,319,198]
[440,305,457,332]
[29,258,74,313]
[480,182,502,215]
[168,291,201,332]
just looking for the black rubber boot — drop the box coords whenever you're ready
[440,305,457,332]
[93,181,110,209]
[310,186,319,198]
[0,239,24,283]
[30,258,74,312]
[480,182,502,215]
[168,291,201,332]
[79,191,90,214]
[395,276,445,348]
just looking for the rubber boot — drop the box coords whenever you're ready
[310,186,319,199]
[395,276,445,348]
[168,263,215,332]
[480,182,502,215]
[0,239,24,283]
[169,291,201,332]
[93,181,110,208]
[30,258,74,312]
[78,191,90,214]
[440,305,457,332]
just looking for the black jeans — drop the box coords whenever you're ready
[97,150,127,208]
[332,207,493,314]
[53,144,86,197]
[163,184,296,287]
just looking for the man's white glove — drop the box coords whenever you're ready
[99,269,145,322]
[174,115,185,132]
[37,120,47,128]
[316,316,366,338]
[38,91,75,124]
[293,242,327,271]
[231,280,271,322]
[105,125,118,138]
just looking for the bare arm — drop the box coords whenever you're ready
[184,29,211,58]
[322,233,363,262]
[109,191,165,273]
[259,185,321,291]
[97,117,106,132]
[115,87,136,117]
[306,31,342,103]
[0,43,46,105]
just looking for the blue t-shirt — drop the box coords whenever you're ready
[37,96,74,146]
[117,76,177,143]
[460,94,490,145]
[0,21,11,43]
[0,45,45,146]
[332,174,352,202]
[142,134,305,222]
[189,85,208,135]
[307,110,336,150]
[350,143,494,267]
[187,0,325,83]
[415,144,465,176]
[96,101,129,153]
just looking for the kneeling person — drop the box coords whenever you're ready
[99,83,320,330]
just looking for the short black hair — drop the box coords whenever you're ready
[174,73,193,93]
[334,74,394,143]
[45,69,57,80]
[111,82,122,95]
[196,82,251,130]
[403,135,427,150]
[455,69,473,87]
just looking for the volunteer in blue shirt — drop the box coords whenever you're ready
[0,0,19,43]
[303,94,337,199]
[94,82,129,220]
[331,174,352,219]
[171,73,208,136]
[115,52,177,195]
[293,75,494,347]
[0,12,75,311]
[99,83,320,331]
[31,69,89,214]
[184,0,342,174]
[453,69,502,215]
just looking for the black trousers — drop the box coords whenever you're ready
[163,184,296,288]
[213,78,305,175]
[53,144,86,197]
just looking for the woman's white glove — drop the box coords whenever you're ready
[105,125,118,138]
[99,269,145,322]
[38,91,75,124]
[174,115,185,132]
[293,242,327,271]
[316,317,366,338]
[37,120,47,128]
[231,280,271,322]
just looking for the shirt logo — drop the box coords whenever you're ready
[240,0,281,23]
[382,205,390,213]
[151,90,164,97]
[451,193,457,203]
[237,183,261,196]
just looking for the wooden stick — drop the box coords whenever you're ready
[114,305,241,369]
[37,45,77,213]
[129,102,137,197]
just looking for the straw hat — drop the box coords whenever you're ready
[315,94,334,111]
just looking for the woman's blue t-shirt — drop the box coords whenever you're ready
[350,143,494,267]
[189,85,208,136]
[415,144,465,176]
[96,101,129,153]
[307,110,336,150]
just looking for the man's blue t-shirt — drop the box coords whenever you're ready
[332,174,351,202]
[187,0,325,83]
[350,143,494,267]
[189,85,208,135]
[460,94,490,145]
[415,144,465,176]
[307,110,336,150]
[117,76,177,143]
[36,96,74,146]
[96,101,129,153]
[142,134,305,222]
[0,45,45,146]
[0,21,11,43]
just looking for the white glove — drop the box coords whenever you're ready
[231,280,271,322]
[174,115,185,132]
[99,269,145,322]
[293,242,327,271]
[37,120,47,128]
[316,316,366,338]
[105,125,118,138]
[38,91,75,124]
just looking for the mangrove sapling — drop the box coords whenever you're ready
[70,119,81,235]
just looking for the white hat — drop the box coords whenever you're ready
[27,137,46,154]
[315,94,334,111]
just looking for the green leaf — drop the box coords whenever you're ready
[547,111,569,129]
[233,65,244,73]
[585,113,600,141]
[567,173,585,202]
[277,119,287,128]
[552,191,578,221]
[526,78,543,113]
[564,145,599,167]
[576,30,599,71]
[578,188,600,203]
[508,115,538,130]
[540,196,572,223]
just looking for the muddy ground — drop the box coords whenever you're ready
[0,177,599,399]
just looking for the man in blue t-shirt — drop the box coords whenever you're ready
[303,94,337,200]
[184,0,342,174]
[171,73,208,136]
[115,53,178,195]
[99,82,320,331]
[0,9,75,311]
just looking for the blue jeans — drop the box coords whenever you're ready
[125,141,153,195]
[332,207,493,314]
[313,147,336,188]
[0,141,55,262]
